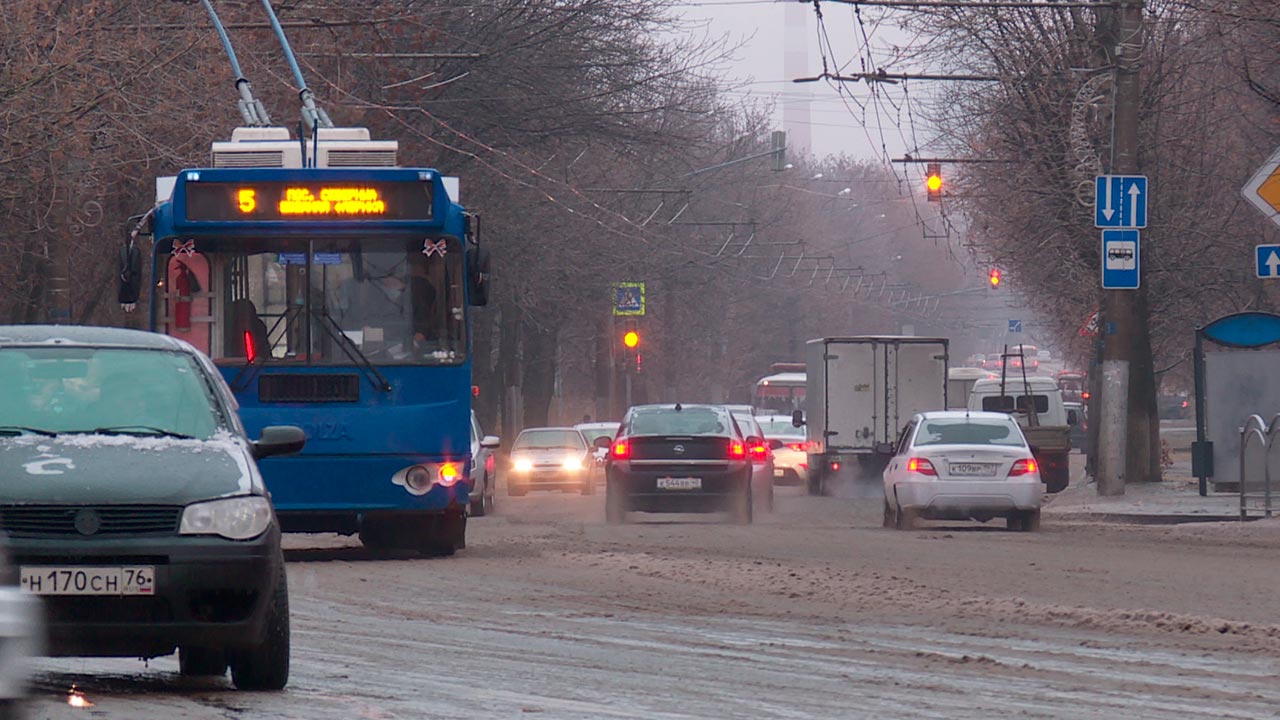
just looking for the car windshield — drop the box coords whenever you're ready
[0,347,222,439]
[913,418,1026,447]
[514,430,585,451]
[627,407,729,436]
[732,414,761,437]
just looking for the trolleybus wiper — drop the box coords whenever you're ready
[312,306,393,393]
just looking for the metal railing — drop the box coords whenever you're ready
[1238,414,1280,520]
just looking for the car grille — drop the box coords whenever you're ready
[0,505,182,537]
[45,596,174,624]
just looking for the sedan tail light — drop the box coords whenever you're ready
[1008,458,1038,477]
[611,439,631,460]
[786,442,807,452]
[906,457,938,476]
[729,440,746,460]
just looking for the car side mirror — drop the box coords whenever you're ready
[746,435,764,447]
[873,441,895,455]
[480,435,501,449]
[768,438,784,450]
[791,410,805,427]
[592,436,613,449]
[253,425,307,460]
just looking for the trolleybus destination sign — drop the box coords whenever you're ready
[182,180,435,222]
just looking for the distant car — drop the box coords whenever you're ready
[1057,372,1087,404]
[730,410,774,513]
[606,404,753,524]
[507,427,594,495]
[982,354,1004,372]
[468,411,500,516]
[755,414,807,485]
[575,421,621,479]
[0,325,305,689]
[883,411,1044,532]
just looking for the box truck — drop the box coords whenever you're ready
[795,336,949,495]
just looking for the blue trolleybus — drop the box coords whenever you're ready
[147,165,487,554]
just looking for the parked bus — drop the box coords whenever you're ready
[753,362,806,415]
[144,143,488,555]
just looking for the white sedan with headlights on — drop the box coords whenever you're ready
[882,411,1044,532]
[506,427,595,496]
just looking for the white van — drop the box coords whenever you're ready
[967,376,1066,427]
[947,367,990,410]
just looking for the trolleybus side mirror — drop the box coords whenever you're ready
[253,425,307,460]
[791,410,805,428]
[466,244,490,307]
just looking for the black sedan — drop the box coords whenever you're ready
[604,404,754,524]
[0,325,304,690]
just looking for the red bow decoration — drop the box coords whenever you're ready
[173,239,196,257]
[422,239,448,257]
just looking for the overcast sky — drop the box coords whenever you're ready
[673,1,926,165]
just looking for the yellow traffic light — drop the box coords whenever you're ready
[926,162,942,202]
[989,268,1002,288]
[623,330,640,349]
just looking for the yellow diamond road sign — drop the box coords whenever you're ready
[1243,146,1280,228]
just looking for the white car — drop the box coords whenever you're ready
[468,411,501,517]
[882,411,1044,532]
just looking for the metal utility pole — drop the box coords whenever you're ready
[1096,0,1144,496]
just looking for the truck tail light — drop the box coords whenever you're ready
[906,457,938,476]
[244,330,257,364]
[1008,458,1038,477]
[611,439,631,460]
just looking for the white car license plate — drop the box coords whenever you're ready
[949,463,998,477]
[773,469,784,477]
[656,477,702,491]
[20,566,156,596]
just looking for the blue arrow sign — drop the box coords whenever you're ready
[1095,175,1148,228]
[1102,229,1140,289]
[1256,245,1280,278]
[1008,319,1022,333]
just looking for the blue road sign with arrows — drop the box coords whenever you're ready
[1102,229,1140,289]
[1256,245,1280,279]
[1095,175,1148,228]
[1008,319,1022,333]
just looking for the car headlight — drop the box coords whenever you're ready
[180,496,273,540]
[562,456,583,471]
[513,458,533,472]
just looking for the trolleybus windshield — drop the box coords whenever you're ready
[160,236,465,366]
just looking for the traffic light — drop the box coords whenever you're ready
[623,330,639,349]
[925,162,942,202]
[988,267,1002,289]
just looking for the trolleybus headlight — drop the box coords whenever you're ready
[513,458,533,473]
[180,496,273,540]
[404,465,434,492]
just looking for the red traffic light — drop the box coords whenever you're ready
[988,268,1002,288]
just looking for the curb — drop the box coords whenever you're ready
[1046,511,1244,525]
